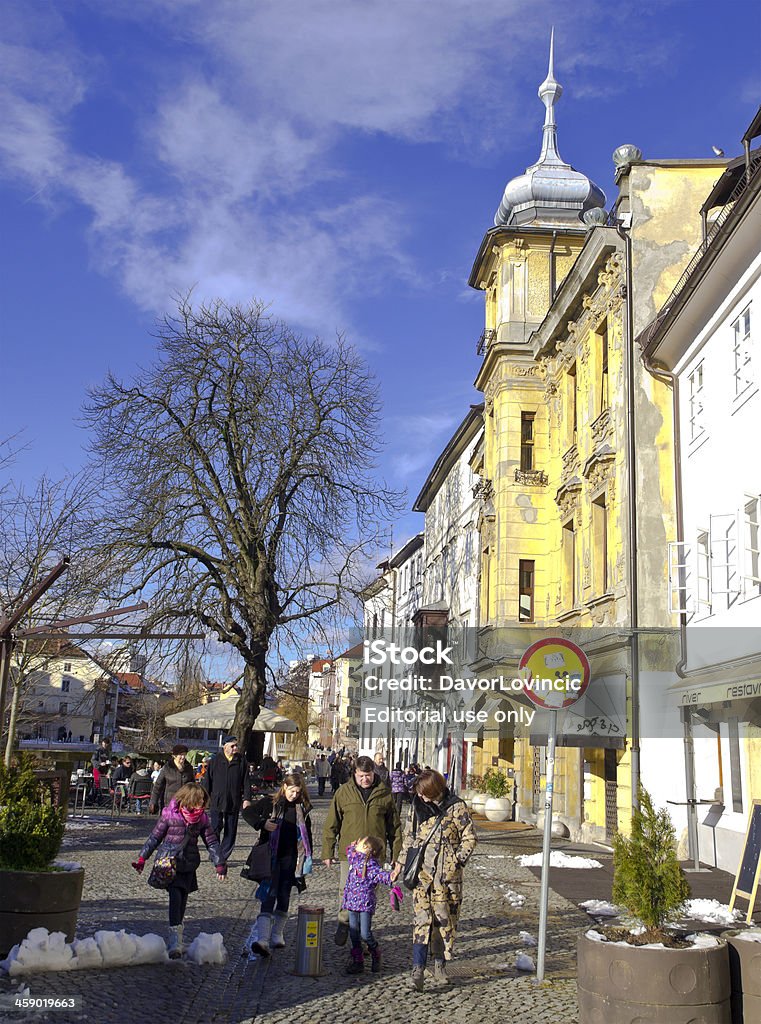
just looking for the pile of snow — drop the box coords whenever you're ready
[517,851,602,869]
[585,930,606,942]
[580,899,620,918]
[681,899,743,925]
[0,928,169,975]
[502,889,525,908]
[735,929,761,943]
[685,934,721,947]
[186,933,226,965]
[486,854,506,859]
[515,953,535,971]
[518,931,537,946]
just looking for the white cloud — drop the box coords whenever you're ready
[0,0,689,336]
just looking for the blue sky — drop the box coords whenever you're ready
[2,0,760,552]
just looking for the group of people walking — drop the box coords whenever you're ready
[132,745,476,990]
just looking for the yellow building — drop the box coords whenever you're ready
[469,37,726,843]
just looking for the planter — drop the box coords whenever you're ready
[722,929,761,1024]
[0,868,84,957]
[577,930,731,1024]
[459,790,473,809]
[470,793,487,816]
[484,797,512,822]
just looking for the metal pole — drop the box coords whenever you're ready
[536,708,558,984]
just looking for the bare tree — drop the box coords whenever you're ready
[0,471,118,756]
[84,296,401,760]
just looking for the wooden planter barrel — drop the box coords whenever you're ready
[0,868,84,956]
[722,930,761,1024]
[577,930,731,1024]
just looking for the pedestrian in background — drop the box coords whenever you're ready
[392,768,476,991]
[342,835,393,975]
[150,744,195,814]
[373,752,389,784]
[322,755,402,947]
[201,736,252,860]
[132,782,226,957]
[390,762,406,815]
[315,754,331,796]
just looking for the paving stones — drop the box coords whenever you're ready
[0,802,587,1023]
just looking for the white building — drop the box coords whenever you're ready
[643,106,761,871]
[358,534,424,765]
[410,405,484,788]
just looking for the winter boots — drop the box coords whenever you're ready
[370,945,382,973]
[410,965,425,991]
[167,924,184,959]
[345,947,364,974]
[251,913,273,957]
[431,958,449,985]
[270,911,288,949]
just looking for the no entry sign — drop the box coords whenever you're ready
[518,637,591,710]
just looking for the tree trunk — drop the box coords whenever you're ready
[233,654,267,765]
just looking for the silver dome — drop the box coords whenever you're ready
[494,29,606,228]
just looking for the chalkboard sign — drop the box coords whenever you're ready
[729,800,761,924]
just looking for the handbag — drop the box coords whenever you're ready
[147,832,192,890]
[402,813,445,891]
[240,840,273,882]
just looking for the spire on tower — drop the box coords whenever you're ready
[537,27,563,164]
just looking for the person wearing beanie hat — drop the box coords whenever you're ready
[201,736,252,860]
[149,745,195,814]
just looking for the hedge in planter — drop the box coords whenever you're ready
[0,755,84,956]
[577,787,731,1024]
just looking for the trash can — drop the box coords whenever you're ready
[293,905,324,976]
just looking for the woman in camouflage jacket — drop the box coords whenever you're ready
[393,769,476,991]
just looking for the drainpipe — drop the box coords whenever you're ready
[614,222,641,810]
[548,230,559,300]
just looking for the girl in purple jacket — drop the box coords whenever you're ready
[132,783,226,957]
[342,835,392,975]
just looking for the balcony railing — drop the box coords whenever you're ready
[477,329,496,355]
[514,468,548,486]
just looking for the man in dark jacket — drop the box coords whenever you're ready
[149,744,195,813]
[201,736,252,860]
[321,754,402,945]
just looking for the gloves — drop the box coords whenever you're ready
[390,885,403,911]
[132,857,145,874]
[215,864,227,877]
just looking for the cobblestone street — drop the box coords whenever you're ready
[0,796,596,1024]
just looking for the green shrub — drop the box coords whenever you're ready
[612,786,689,930]
[0,755,65,871]
[483,767,511,799]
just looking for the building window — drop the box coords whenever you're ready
[592,495,609,594]
[61,678,71,693]
[566,363,578,447]
[520,412,535,472]
[598,321,609,414]
[63,662,72,672]
[696,529,711,615]
[732,305,752,397]
[688,363,705,441]
[59,702,68,714]
[744,495,761,596]
[519,559,535,622]
[562,519,576,608]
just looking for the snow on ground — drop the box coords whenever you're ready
[681,899,743,925]
[736,929,761,943]
[0,928,169,976]
[515,953,535,971]
[186,933,226,965]
[517,852,602,869]
[518,931,537,946]
[496,884,526,907]
[579,899,620,917]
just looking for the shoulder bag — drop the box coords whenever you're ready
[402,812,445,891]
[147,830,193,890]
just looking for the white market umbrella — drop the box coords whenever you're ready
[165,701,297,733]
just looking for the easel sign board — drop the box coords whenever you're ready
[729,800,761,924]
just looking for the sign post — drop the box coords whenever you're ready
[519,637,591,983]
